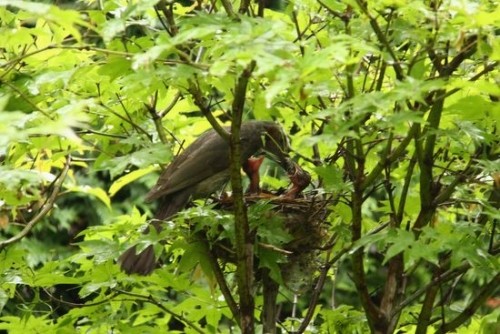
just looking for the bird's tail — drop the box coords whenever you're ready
[119,190,191,275]
[119,244,156,275]
[153,190,191,221]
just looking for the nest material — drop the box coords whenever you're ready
[214,191,331,292]
[219,193,329,245]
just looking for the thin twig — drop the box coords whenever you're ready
[435,273,500,334]
[296,222,388,333]
[392,262,471,317]
[0,155,71,250]
[115,289,205,334]
[43,287,119,307]
[1,80,52,119]
[1,44,208,70]
[188,79,230,141]
[354,0,404,80]
[98,101,151,139]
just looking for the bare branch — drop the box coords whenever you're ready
[435,273,500,334]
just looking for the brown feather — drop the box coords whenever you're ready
[120,121,290,275]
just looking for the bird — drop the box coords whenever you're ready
[119,120,308,275]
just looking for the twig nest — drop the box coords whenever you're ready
[216,191,330,292]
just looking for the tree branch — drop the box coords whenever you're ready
[354,0,405,81]
[0,155,71,250]
[379,166,405,332]
[145,91,168,144]
[349,129,383,332]
[230,61,256,334]
[393,262,470,317]
[188,79,230,141]
[116,290,204,334]
[238,0,251,15]
[362,124,418,190]
[436,273,500,333]
[261,268,279,334]
[442,36,477,77]
[296,246,345,333]
[199,236,239,321]
[220,0,237,19]
[155,0,178,36]
[414,90,446,230]
[396,152,417,224]
[415,276,440,334]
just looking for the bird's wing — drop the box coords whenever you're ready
[145,121,275,202]
[145,130,231,201]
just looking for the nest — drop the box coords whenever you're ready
[204,191,331,292]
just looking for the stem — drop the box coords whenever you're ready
[261,268,279,334]
[220,0,237,19]
[230,61,256,334]
[199,237,239,321]
[239,0,251,14]
[414,91,445,230]
[155,0,178,36]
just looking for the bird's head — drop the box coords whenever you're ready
[260,122,291,166]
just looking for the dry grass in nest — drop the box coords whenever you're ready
[217,192,330,250]
[212,191,332,292]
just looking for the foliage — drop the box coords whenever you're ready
[0,0,499,333]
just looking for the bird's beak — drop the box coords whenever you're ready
[284,158,311,193]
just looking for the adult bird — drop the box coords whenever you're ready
[119,120,308,275]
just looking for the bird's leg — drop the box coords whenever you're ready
[243,156,264,194]
[282,160,311,199]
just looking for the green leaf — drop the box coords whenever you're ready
[258,248,285,284]
[100,143,172,179]
[383,229,415,264]
[178,241,205,273]
[446,95,499,121]
[68,185,111,209]
[32,272,81,287]
[109,165,158,197]
[100,18,126,43]
[0,289,8,314]
[315,165,350,192]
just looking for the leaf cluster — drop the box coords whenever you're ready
[0,0,499,333]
